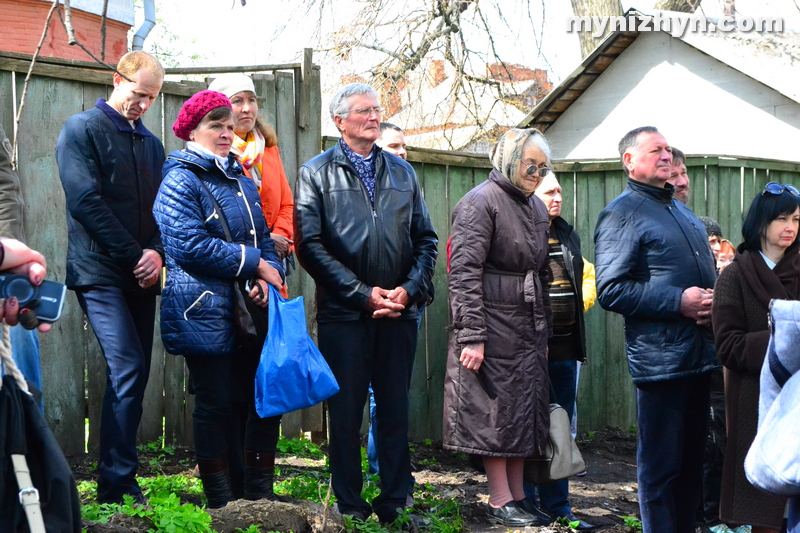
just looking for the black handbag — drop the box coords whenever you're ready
[196,179,268,349]
[0,329,82,532]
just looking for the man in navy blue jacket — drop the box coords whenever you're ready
[56,51,165,505]
[594,126,717,533]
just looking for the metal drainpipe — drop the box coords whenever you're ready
[131,0,156,50]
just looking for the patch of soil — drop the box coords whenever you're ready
[69,426,641,532]
[407,427,640,532]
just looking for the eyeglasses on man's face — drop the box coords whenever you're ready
[520,160,551,178]
[762,182,800,198]
[343,106,383,118]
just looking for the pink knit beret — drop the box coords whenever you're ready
[172,90,232,141]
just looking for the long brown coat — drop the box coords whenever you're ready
[713,247,800,528]
[442,170,552,457]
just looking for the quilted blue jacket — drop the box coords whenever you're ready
[154,149,283,357]
[594,179,717,383]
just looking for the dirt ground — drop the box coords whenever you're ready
[407,426,640,532]
[70,426,641,532]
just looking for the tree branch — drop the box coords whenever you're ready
[12,0,59,170]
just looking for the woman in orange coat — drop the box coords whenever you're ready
[209,74,293,298]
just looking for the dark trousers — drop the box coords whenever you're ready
[700,367,726,526]
[636,372,712,533]
[524,359,578,516]
[185,348,281,487]
[319,319,417,523]
[77,286,156,502]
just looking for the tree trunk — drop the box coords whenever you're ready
[570,0,623,59]
[653,0,702,12]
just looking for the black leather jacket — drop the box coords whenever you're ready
[294,142,438,322]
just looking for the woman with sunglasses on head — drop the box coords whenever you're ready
[443,128,555,528]
[712,182,800,533]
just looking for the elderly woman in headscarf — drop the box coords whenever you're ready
[442,128,554,528]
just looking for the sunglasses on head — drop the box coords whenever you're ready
[762,182,800,197]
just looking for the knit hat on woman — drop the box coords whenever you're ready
[172,90,232,141]
[208,73,256,99]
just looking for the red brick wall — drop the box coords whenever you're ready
[0,0,131,62]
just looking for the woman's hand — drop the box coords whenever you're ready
[257,259,284,290]
[248,279,269,309]
[460,343,485,371]
[1,238,46,285]
[271,234,293,260]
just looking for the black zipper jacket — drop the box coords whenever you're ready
[294,141,438,322]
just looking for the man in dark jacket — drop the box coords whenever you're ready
[594,126,717,533]
[294,83,438,525]
[56,51,165,505]
[526,173,596,530]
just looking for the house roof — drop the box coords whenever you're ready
[518,9,800,132]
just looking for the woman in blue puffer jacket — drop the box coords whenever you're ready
[153,91,285,509]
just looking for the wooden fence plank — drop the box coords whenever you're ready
[16,75,86,454]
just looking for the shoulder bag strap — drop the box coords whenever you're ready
[195,178,234,244]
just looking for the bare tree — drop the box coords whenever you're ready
[570,0,623,60]
[570,0,704,60]
[295,0,556,150]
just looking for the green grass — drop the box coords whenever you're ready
[79,437,467,533]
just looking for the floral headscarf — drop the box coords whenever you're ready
[490,128,549,194]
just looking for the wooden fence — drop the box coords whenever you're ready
[0,51,321,454]
[5,45,800,454]
[353,142,800,440]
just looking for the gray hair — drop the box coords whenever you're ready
[523,131,552,165]
[618,126,659,176]
[329,83,378,121]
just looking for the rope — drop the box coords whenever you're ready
[0,324,30,394]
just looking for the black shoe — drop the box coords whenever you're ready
[515,497,554,526]
[340,507,371,522]
[557,511,597,531]
[485,501,537,527]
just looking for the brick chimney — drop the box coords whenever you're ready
[0,0,133,63]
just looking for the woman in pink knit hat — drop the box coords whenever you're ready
[153,90,286,508]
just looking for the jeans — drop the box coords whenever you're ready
[319,319,417,523]
[7,325,41,391]
[636,373,712,533]
[524,359,578,516]
[77,286,156,503]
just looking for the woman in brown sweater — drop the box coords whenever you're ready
[713,182,800,532]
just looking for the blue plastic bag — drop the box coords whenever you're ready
[254,285,339,418]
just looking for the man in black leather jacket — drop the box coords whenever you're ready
[595,127,716,533]
[294,83,437,525]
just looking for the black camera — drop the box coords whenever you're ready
[0,273,66,323]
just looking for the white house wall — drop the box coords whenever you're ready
[544,31,800,162]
